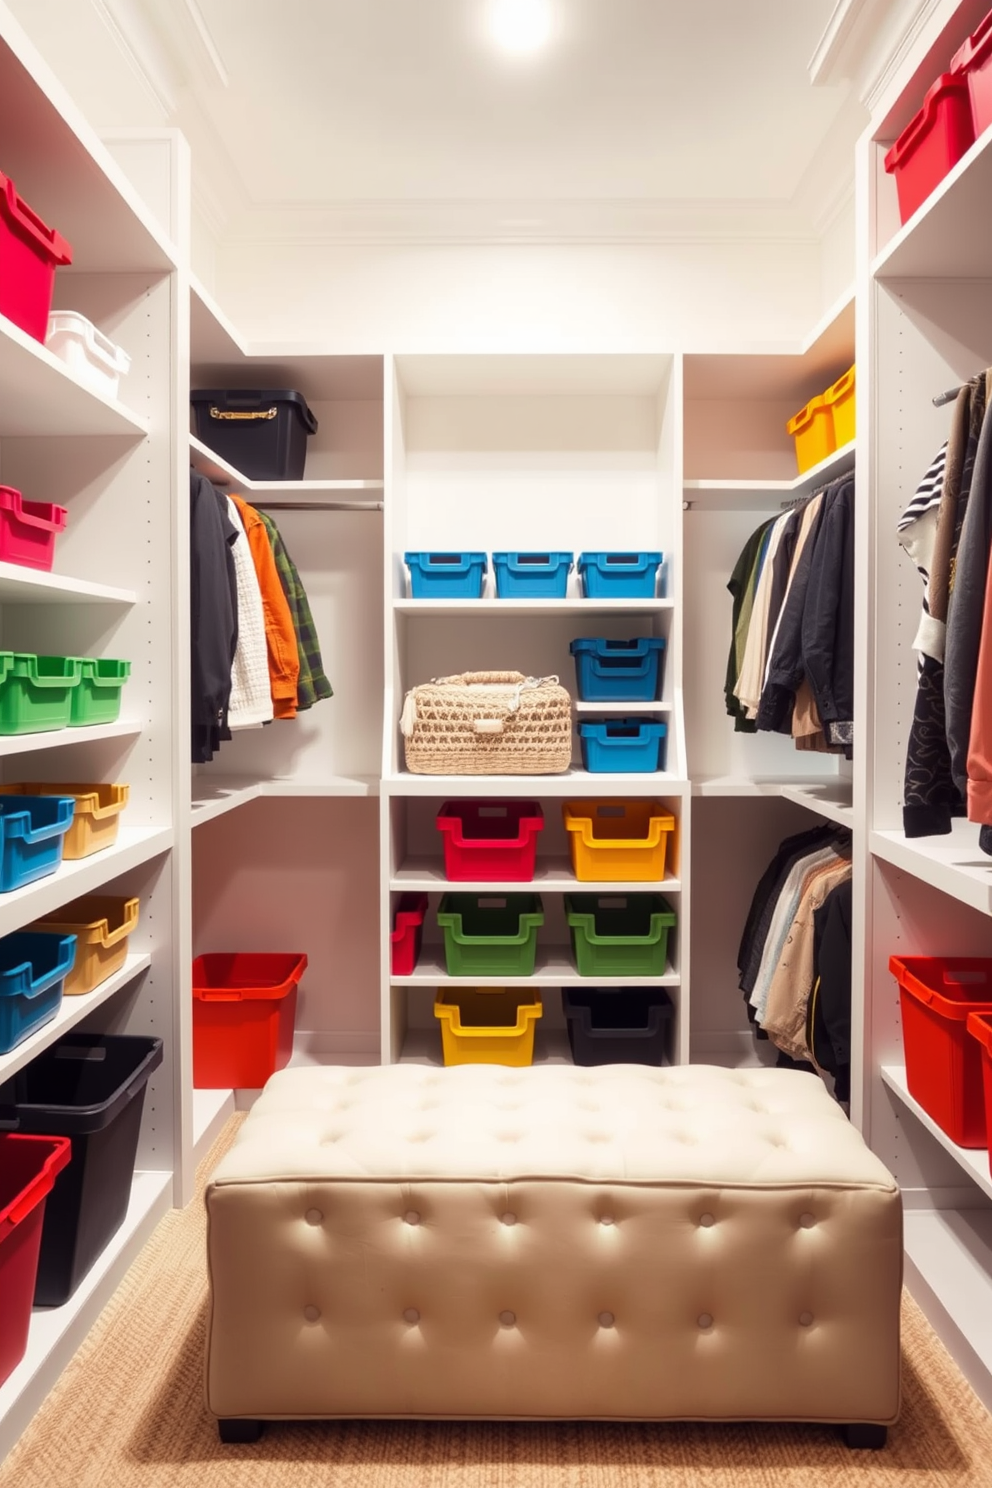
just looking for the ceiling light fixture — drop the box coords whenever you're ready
[489,0,553,56]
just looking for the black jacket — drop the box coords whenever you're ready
[755,486,832,733]
[190,470,238,763]
[802,476,854,755]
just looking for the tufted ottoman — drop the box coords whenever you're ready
[204,1064,902,1448]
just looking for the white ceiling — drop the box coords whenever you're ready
[4,0,860,240]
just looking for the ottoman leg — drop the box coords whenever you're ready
[218,1418,265,1444]
[842,1424,887,1450]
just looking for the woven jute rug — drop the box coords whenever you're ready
[2,1115,992,1488]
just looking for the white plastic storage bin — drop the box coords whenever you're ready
[45,312,131,400]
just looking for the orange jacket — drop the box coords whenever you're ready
[230,495,300,719]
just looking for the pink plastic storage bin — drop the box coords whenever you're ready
[884,73,975,225]
[952,9,992,138]
[0,488,66,572]
[391,893,428,976]
[0,169,72,342]
[436,800,545,883]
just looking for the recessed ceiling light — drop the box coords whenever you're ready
[489,0,553,56]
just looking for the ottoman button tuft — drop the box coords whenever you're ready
[305,1208,323,1226]
[799,1311,814,1327]
[303,1305,320,1323]
[598,1312,615,1329]
[501,1212,517,1226]
[697,1313,713,1330]
[799,1212,816,1229]
[404,1211,421,1225]
[403,1308,420,1325]
[600,1214,615,1226]
[699,1213,715,1228]
[499,1310,516,1327]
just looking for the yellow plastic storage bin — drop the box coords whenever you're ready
[824,365,856,449]
[31,895,138,996]
[563,799,676,882]
[433,987,542,1067]
[786,393,835,474]
[4,783,128,859]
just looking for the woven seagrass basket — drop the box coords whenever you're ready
[400,671,572,775]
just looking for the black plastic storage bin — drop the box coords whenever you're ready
[4,1032,163,1304]
[190,389,318,481]
[563,989,673,1066]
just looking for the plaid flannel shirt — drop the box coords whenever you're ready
[257,510,333,709]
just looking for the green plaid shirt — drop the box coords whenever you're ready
[257,511,332,710]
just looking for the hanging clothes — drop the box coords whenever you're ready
[225,496,273,730]
[761,854,852,1062]
[801,476,855,754]
[946,374,992,795]
[190,470,238,764]
[733,510,792,718]
[806,878,853,1104]
[229,494,300,720]
[725,517,776,733]
[737,822,842,1004]
[756,489,830,733]
[256,509,333,711]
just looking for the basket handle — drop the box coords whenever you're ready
[435,671,528,687]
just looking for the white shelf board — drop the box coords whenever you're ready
[873,122,992,279]
[0,564,137,606]
[0,1169,172,1462]
[192,1087,236,1162]
[0,952,151,1086]
[191,773,379,825]
[394,598,674,617]
[0,825,172,939]
[189,435,383,498]
[384,770,687,798]
[0,314,148,439]
[683,441,855,509]
[574,700,670,714]
[693,774,843,799]
[398,1026,575,1066]
[0,719,143,758]
[881,1065,992,1204]
[391,855,681,894]
[393,948,680,988]
[778,781,853,825]
[870,822,992,917]
[902,1207,992,1415]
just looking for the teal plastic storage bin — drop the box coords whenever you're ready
[0,795,76,891]
[437,893,544,977]
[492,552,573,598]
[0,654,81,735]
[579,718,667,773]
[570,637,666,702]
[565,892,676,977]
[405,552,487,599]
[0,933,76,1054]
[577,552,663,598]
[70,658,131,726]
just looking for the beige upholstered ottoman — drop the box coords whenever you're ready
[205,1064,902,1448]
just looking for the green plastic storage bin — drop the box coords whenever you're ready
[565,892,676,977]
[0,654,81,735]
[70,659,130,727]
[437,893,543,978]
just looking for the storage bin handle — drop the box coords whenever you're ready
[209,406,277,421]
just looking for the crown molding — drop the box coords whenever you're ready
[809,0,947,114]
[221,197,820,249]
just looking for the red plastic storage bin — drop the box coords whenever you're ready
[952,9,992,139]
[0,488,67,572]
[890,954,992,1146]
[0,170,72,342]
[968,1012,992,1177]
[436,800,545,882]
[192,952,307,1089]
[391,893,428,975]
[884,74,975,225]
[0,1133,70,1388]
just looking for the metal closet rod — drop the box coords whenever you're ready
[249,500,384,512]
[933,369,991,407]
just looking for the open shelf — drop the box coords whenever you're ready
[873,123,992,279]
[394,598,673,617]
[777,780,852,825]
[903,1207,992,1415]
[574,700,669,715]
[384,769,686,798]
[0,720,143,759]
[189,435,383,499]
[0,313,148,439]
[391,855,681,894]
[0,952,151,1086]
[393,947,679,988]
[683,441,855,509]
[191,773,379,825]
[881,1065,992,1205]
[870,822,992,917]
[0,1168,173,1462]
[0,566,137,606]
[0,825,172,940]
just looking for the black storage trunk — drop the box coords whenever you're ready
[191,388,318,481]
[4,1033,163,1305]
[562,989,672,1067]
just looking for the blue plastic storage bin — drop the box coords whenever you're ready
[577,552,663,598]
[579,718,667,774]
[570,637,666,702]
[0,796,75,892]
[405,552,487,599]
[0,932,76,1054]
[492,552,573,599]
